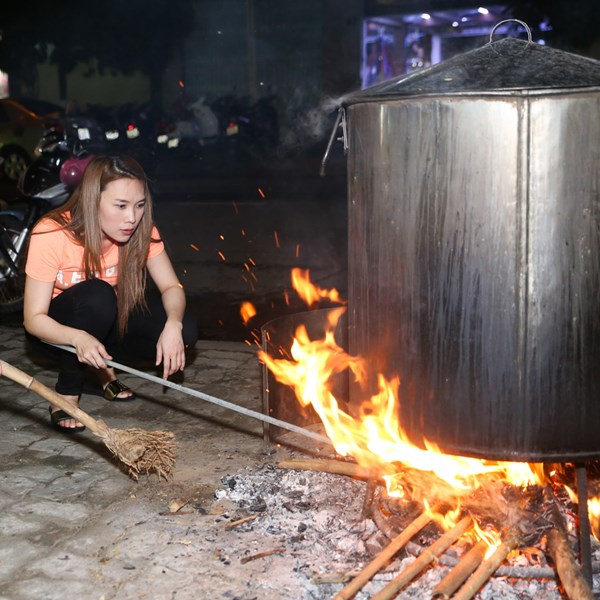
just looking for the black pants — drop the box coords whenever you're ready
[27,279,198,395]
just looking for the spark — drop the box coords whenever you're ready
[190,243,200,252]
[274,230,280,248]
[218,251,226,261]
[258,188,266,198]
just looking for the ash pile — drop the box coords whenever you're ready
[215,455,600,599]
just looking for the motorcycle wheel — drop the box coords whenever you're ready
[0,145,31,183]
[0,214,27,314]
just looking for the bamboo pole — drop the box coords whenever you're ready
[431,539,488,599]
[333,511,433,600]
[370,516,473,600]
[452,534,520,600]
[0,360,175,480]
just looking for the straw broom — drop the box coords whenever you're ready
[0,360,175,480]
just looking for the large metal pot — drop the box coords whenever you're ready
[341,33,600,461]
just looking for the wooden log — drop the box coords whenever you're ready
[544,485,595,600]
[277,458,383,480]
[371,516,473,600]
[452,534,520,600]
[431,540,488,599]
[333,511,433,600]
[548,529,594,600]
[361,478,379,520]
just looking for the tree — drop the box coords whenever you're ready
[0,0,196,105]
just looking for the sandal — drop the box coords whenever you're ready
[49,407,86,434]
[103,379,137,402]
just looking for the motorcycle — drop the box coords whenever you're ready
[163,96,220,151]
[0,118,100,313]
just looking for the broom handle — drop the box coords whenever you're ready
[50,343,332,446]
[0,360,104,435]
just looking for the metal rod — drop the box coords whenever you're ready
[48,343,332,446]
[319,107,343,177]
[576,463,593,587]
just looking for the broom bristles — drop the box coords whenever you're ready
[100,424,176,480]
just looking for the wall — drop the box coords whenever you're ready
[36,60,150,109]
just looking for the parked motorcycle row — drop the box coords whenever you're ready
[84,93,280,166]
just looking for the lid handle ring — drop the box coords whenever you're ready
[489,19,533,54]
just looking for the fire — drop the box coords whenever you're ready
[588,497,600,540]
[471,519,502,559]
[564,485,600,541]
[258,269,546,504]
[291,268,345,307]
[240,301,257,325]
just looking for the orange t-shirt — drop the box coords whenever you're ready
[25,217,165,298]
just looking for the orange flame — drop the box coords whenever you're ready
[259,271,545,502]
[471,519,502,558]
[291,268,345,307]
[240,301,257,325]
[589,496,600,540]
[565,486,600,541]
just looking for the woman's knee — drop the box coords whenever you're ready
[77,279,117,308]
[49,279,117,333]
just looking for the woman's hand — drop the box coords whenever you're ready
[156,320,185,379]
[72,331,112,369]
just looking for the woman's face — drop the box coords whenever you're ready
[98,177,146,244]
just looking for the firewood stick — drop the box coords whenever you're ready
[361,478,379,520]
[0,360,175,480]
[431,539,488,599]
[240,547,285,564]
[547,529,594,600]
[371,515,473,600]
[333,510,433,600]
[277,458,384,480]
[544,485,595,600]
[451,534,520,600]
[223,514,258,529]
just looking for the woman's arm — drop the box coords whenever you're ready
[146,251,187,378]
[23,276,112,369]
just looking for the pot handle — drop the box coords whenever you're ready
[319,107,347,177]
[488,19,533,45]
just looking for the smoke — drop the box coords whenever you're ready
[277,86,349,155]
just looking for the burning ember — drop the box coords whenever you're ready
[240,301,257,325]
[255,268,600,598]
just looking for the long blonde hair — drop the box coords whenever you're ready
[41,154,158,334]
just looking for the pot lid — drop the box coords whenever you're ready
[344,32,600,104]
